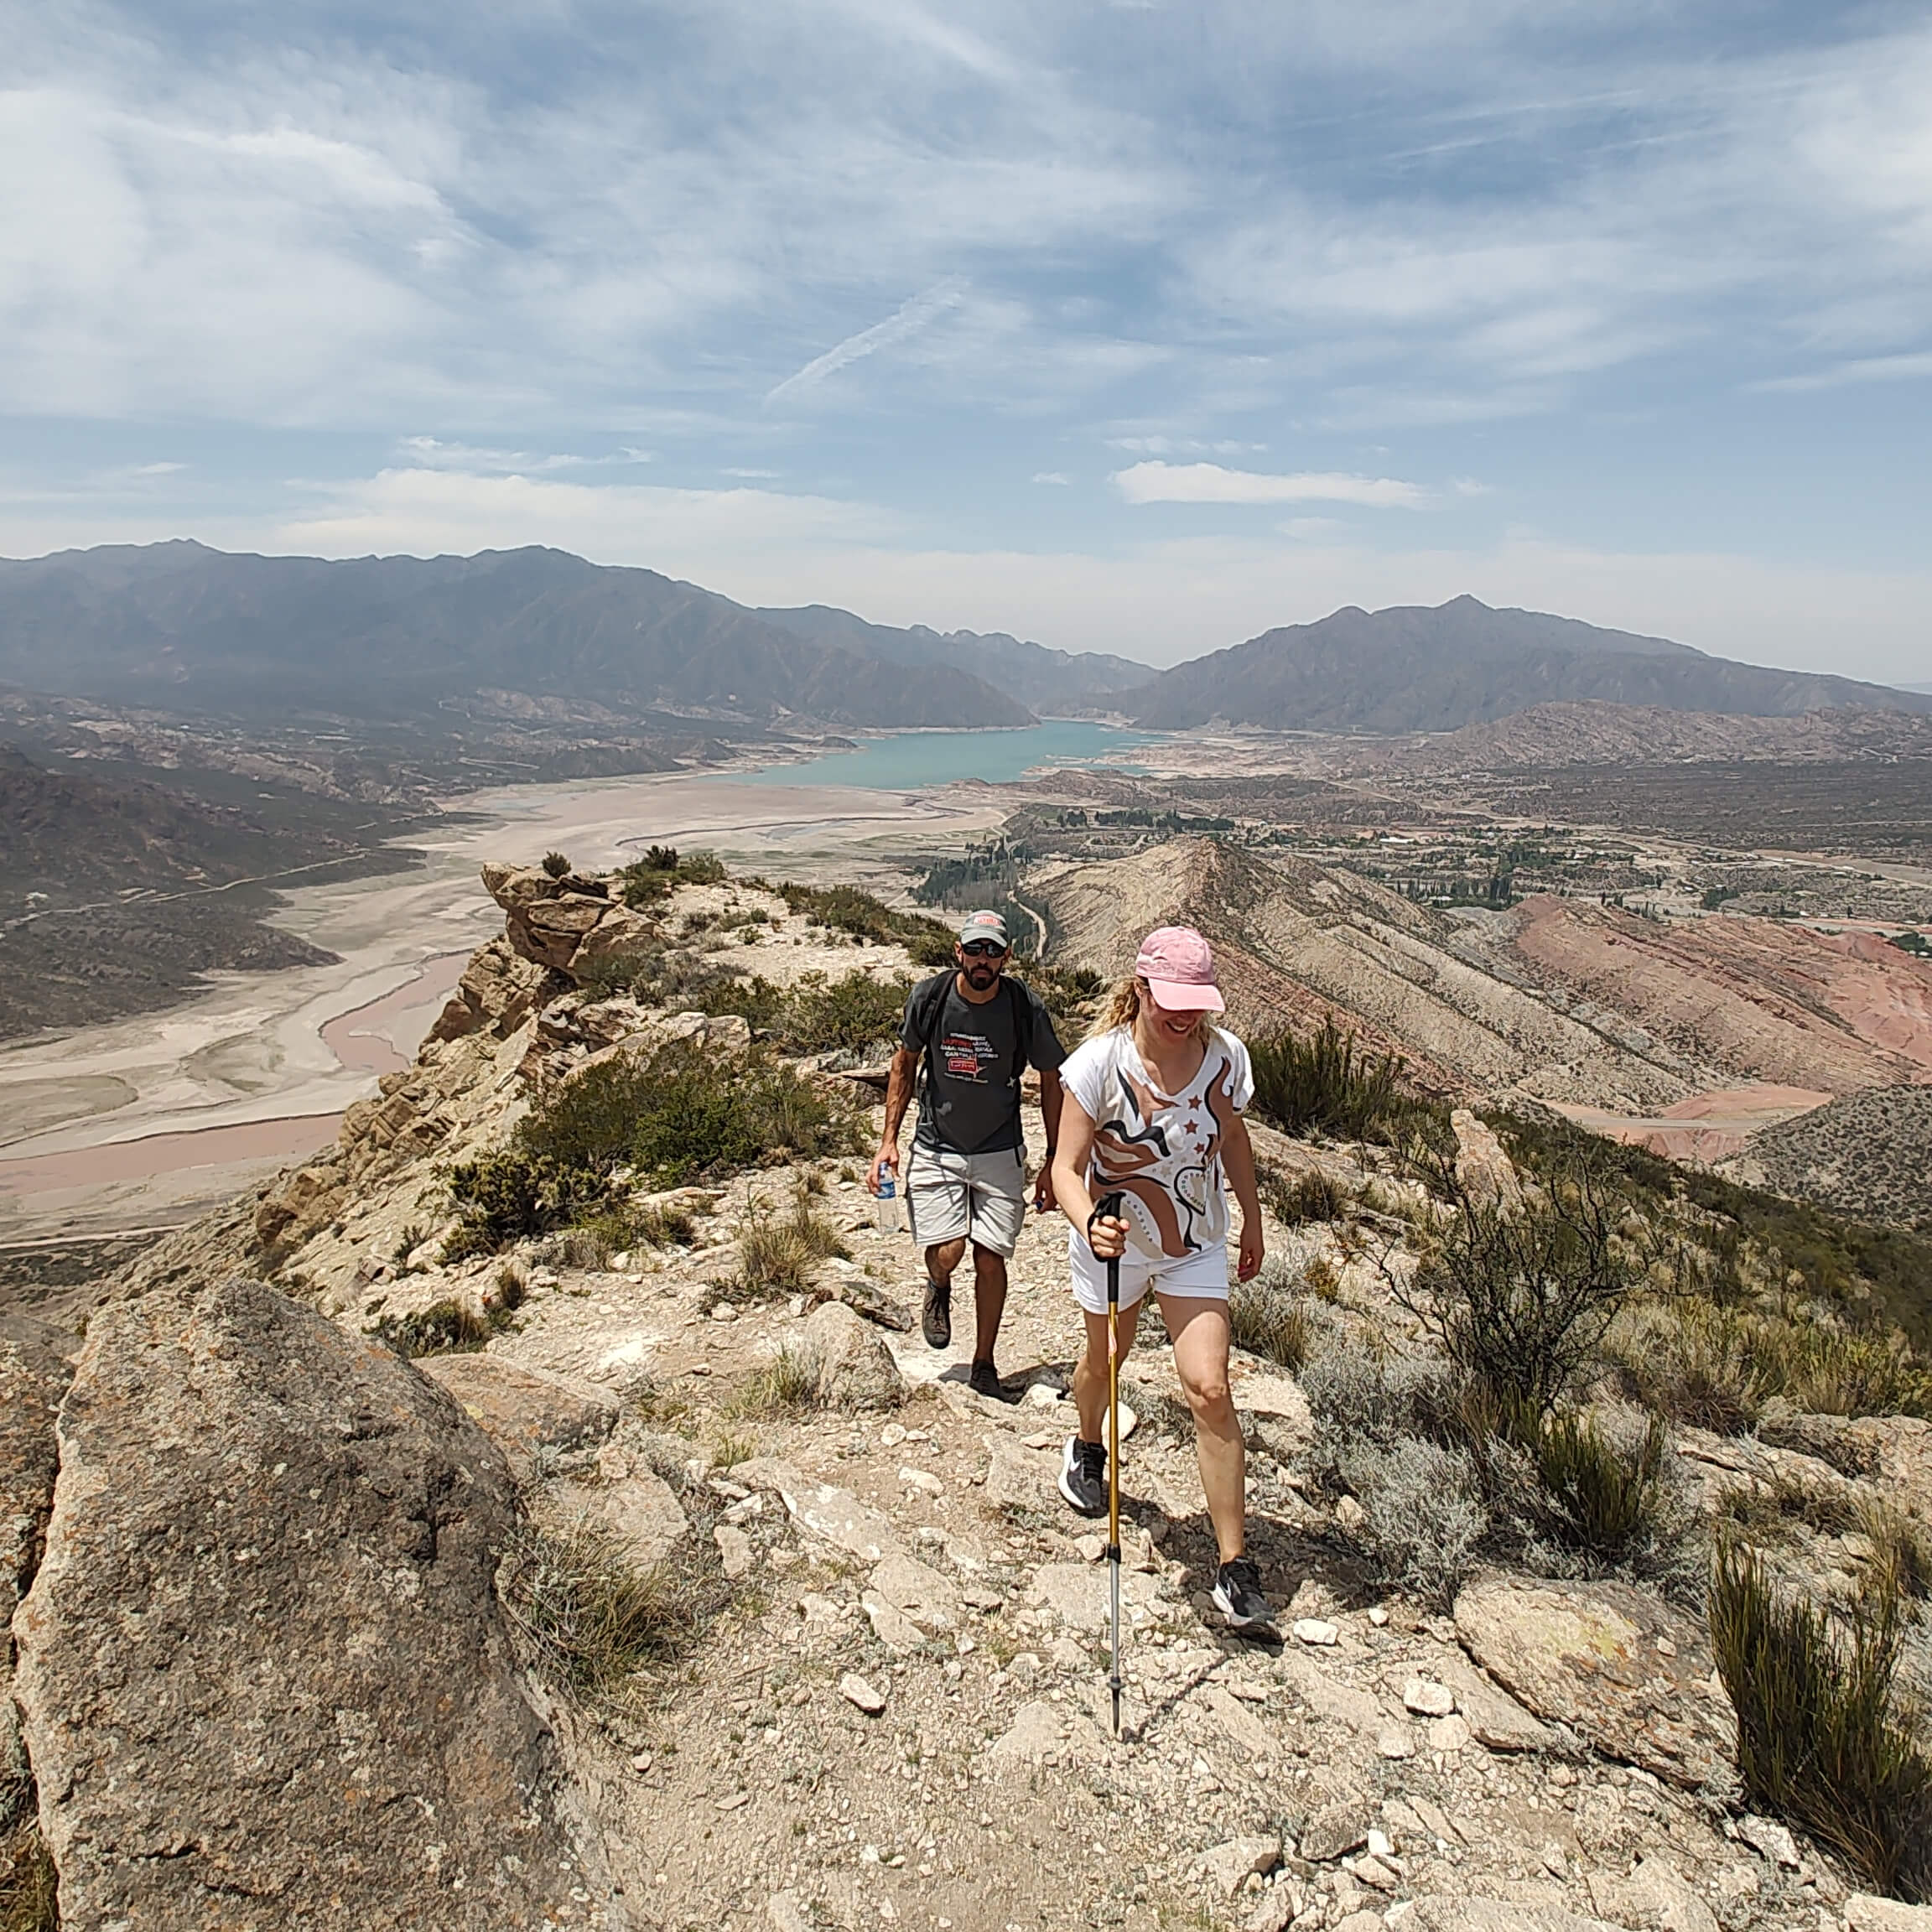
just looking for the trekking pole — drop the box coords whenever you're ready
[1093,1189,1128,1738]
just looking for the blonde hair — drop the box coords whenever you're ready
[1089,974,1215,1046]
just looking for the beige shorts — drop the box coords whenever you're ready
[904,1144,1027,1258]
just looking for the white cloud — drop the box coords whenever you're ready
[1753,351,1932,392]
[1113,461,1429,508]
[1031,471,1071,485]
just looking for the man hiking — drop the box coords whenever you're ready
[866,910,1067,1400]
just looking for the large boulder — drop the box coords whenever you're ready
[1454,1576,1734,1786]
[12,1278,626,1929]
[800,1301,906,1411]
[429,936,556,1043]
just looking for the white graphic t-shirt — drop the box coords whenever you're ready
[1059,1026,1254,1259]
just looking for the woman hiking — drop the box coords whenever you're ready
[1047,926,1273,1630]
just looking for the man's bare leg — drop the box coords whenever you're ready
[971,1244,1009,1366]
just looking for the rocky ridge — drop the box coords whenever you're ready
[5,861,1931,1931]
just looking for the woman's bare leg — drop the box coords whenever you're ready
[1072,1298,1145,1445]
[1159,1294,1244,1563]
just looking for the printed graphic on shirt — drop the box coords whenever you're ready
[1060,1029,1251,1259]
[940,1031,998,1083]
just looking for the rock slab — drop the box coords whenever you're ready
[1,1339,66,1831]
[12,1277,623,1929]
[1455,1576,1735,1785]
[418,1351,619,1475]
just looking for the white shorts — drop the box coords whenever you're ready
[1068,1237,1230,1315]
[905,1144,1027,1259]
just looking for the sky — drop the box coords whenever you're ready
[3,1,1930,679]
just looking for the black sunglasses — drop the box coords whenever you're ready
[960,940,1007,958]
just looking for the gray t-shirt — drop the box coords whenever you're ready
[901,971,1067,1156]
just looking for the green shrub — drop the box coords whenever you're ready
[1711,1542,1932,1901]
[1014,960,1104,1036]
[1249,1021,1445,1146]
[678,849,727,886]
[1259,1165,1348,1225]
[541,850,572,879]
[518,1036,861,1187]
[442,1149,609,1259]
[780,970,910,1054]
[1395,1150,1645,1424]
[501,1519,730,1707]
[1228,1259,1311,1368]
[373,1294,519,1358]
[617,860,676,908]
[776,881,954,961]
[1530,1409,1669,1559]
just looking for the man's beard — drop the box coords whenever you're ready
[963,962,999,988]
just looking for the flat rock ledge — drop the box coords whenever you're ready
[12,1276,626,1931]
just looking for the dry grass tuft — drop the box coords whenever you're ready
[0,1817,58,1932]
[730,1185,850,1302]
[1228,1259,1311,1369]
[501,1520,730,1707]
[733,1343,828,1418]
[1711,1540,1932,1902]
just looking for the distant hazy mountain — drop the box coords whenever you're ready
[0,543,1031,731]
[756,604,1148,714]
[1114,596,1932,731]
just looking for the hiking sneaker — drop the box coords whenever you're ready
[968,1358,1011,1402]
[921,1277,952,1350]
[1058,1436,1108,1518]
[1212,1556,1273,1631]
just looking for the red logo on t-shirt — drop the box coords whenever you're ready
[940,1031,996,1083]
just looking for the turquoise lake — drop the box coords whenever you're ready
[735,719,1160,791]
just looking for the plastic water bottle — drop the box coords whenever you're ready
[872,1176,901,1235]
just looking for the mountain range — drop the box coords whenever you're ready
[0,541,1925,736]
[1111,596,1932,731]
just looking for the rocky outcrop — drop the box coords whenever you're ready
[798,1300,906,1410]
[480,863,658,979]
[418,1353,620,1478]
[12,1276,626,1929]
[1454,1576,1735,1786]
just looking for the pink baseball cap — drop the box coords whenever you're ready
[1135,925,1225,1012]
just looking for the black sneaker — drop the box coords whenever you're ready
[1058,1436,1108,1517]
[1212,1556,1272,1631]
[921,1277,952,1350]
[968,1358,1010,1402]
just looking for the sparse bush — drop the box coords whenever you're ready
[0,1816,58,1932]
[501,1519,730,1707]
[775,881,954,962]
[1259,1166,1348,1225]
[1337,1436,1489,1607]
[1716,1470,1860,1543]
[1711,1541,1932,1901]
[730,1186,849,1302]
[1857,1500,1932,1604]
[532,1225,611,1271]
[1394,1148,1646,1425]
[517,1036,861,1187]
[392,1221,428,1265]
[1529,1408,1669,1560]
[1303,1343,1461,1450]
[372,1296,514,1358]
[1613,1298,1931,1431]
[1228,1258,1311,1368]
[442,1148,610,1260]
[1249,1021,1442,1146]
[541,850,573,879]
[678,849,727,886]
[1014,961,1105,1036]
